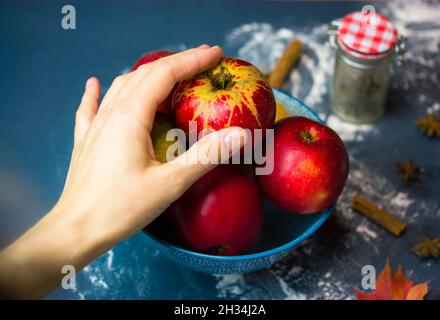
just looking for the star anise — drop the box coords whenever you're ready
[395,160,421,186]
[416,114,440,138]
[412,236,440,258]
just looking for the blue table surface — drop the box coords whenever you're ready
[0,0,439,299]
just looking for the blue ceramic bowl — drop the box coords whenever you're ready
[143,89,333,274]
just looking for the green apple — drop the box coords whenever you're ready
[151,113,181,163]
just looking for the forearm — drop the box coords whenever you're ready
[0,202,110,299]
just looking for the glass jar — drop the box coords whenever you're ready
[328,10,404,124]
[331,46,392,123]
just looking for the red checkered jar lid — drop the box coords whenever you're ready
[337,11,398,60]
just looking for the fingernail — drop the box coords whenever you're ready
[85,77,94,90]
[223,127,246,154]
[198,44,210,49]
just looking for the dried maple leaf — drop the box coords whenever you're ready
[417,113,440,138]
[412,236,440,258]
[395,160,421,186]
[354,259,429,300]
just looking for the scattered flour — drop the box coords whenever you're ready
[274,275,306,300]
[74,250,113,299]
[214,274,246,298]
[356,225,378,240]
[316,279,351,300]
[389,192,415,210]
[326,115,376,142]
[384,0,440,54]
[226,23,294,75]
[225,22,380,143]
[427,102,440,114]
[89,275,109,289]
[226,23,333,109]
[286,266,303,278]
[214,272,307,300]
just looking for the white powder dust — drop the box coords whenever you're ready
[427,103,440,114]
[274,274,307,300]
[226,23,333,110]
[326,115,376,142]
[214,274,246,298]
[356,225,378,240]
[214,271,307,300]
[384,0,440,54]
[389,192,415,210]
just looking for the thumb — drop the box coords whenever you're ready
[163,126,248,192]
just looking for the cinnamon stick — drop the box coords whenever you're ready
[268,38,303,89]
[352,194,407,237]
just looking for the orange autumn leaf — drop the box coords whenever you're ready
[354,259,429,300]
[406,283,430,300]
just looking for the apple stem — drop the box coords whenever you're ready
[300,131,314,143]
[210,67,234,90]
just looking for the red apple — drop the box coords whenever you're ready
[132,50,175,114]
[169,165,264,255]
[131,50,174,70]
[257,117,349,214]
[172,57,276,135]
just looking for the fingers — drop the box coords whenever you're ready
[132,46,222,129]
[130,46,213,82]
[133,45,212,79]
[100,46,214,112]
[99,73,131,110]
[161,126,247,195]
[140,46,222,104]
[74,77,101,145]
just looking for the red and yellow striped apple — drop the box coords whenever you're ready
[172,57,276,135]
[257,117,349,214]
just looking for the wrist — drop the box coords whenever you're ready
[49,198,112,268]
[0,200,109,298]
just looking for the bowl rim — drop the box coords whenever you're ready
[143,89,333,261]
[273,88,324,125]
[144,206,332,261]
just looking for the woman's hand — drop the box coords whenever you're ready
[0,45,247,298]
[60,45,246,245]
